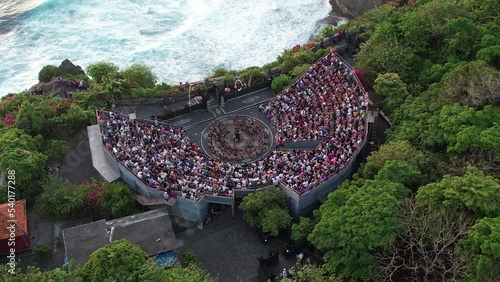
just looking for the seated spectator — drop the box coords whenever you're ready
[97,51,367,200]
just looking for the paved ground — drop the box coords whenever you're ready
[173,203,296,282]
[57,130,103,184]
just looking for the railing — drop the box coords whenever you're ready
[272,52,370,196]
[98,111,234,203]
[96,50,368,204]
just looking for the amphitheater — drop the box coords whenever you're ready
[90,49,370,224]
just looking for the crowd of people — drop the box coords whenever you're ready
[28,77,88,96]
[98,48,367,199]
[264,48,366,143]
[207,116,270,161]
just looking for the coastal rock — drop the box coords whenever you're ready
[333,0,388,18]
[58,59,86,77]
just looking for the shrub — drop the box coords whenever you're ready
[212,67,228,77]
[38,65,63,83]
[35,244,52,259]
[122,64,157,89]
[100,182,138,218]
[44,139,69,164]
[291,217,315,243]
[222,75,235,86]
[290,64,311,78]
[181,250,197,267]
[318,25,336,38]
[315,48,328,60]
[238,66,259,82]
[239,187,292,236]
[271,74,292,93]
[279,49,315,73]
[86,62,119,83]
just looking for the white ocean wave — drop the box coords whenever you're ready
[0,0,336,96]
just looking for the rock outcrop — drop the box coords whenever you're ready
[333,0,388,18]
[58,59,86,77]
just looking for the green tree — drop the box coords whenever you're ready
[291,217,315,243]
[86,62,119,83]
[439,104,500,153]
[466,216,500,282]
[374,160,422,191]
[359,4,398,40]
[443,17,481,61]
[36,176,85,218]
[282,259,341,282]
[180,250,198,267]
[16,100,55,137]
[260,206,293,236]
[82,239,150,282]
[122,63,157,88]
[416,166,500,217]
[477,45,500,68]
[0,260,83,282]
[44,139,69,164]
[61,104,95,134]
[271,74,292,93]
[397,11,435,56]
[100,182,137,218]
[388,95,446,149]
[315,48,328,60]
[356,23,423,86]
[309,179,408,280]
[139,263,213,282]
[0,128,47,202]
[240,188,292,235]
[356,140,428,181]
[373,73,410,114]
[38,65,63,83]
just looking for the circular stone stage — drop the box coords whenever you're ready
[201,115,274,164]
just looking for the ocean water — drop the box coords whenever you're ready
[0,0,337,96]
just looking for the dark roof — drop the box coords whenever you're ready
[62,220,108,266]
[62,208,178,266]
[107,208,178,256]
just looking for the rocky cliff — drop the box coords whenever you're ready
[333,0,388,18]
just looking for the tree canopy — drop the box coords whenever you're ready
[309,178,409,280]
[239,188,292,236]
[416,166,500,217]
[82,239,149,282]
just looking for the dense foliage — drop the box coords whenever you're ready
[0,239,212,282]
[36,177,137,219]
[38,65,63,83]
[239,187,292,236]
[307,0,500,280]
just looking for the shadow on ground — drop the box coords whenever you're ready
[173,203,295,282]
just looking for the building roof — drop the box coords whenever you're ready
[62,220,108,266]
[107,208,178,256]
[62,208,178,266]
[0,200,28,240]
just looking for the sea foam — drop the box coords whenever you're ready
[0,0,334,96]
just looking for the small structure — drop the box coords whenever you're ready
[0,200,30,255]
[62,208,178,266]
